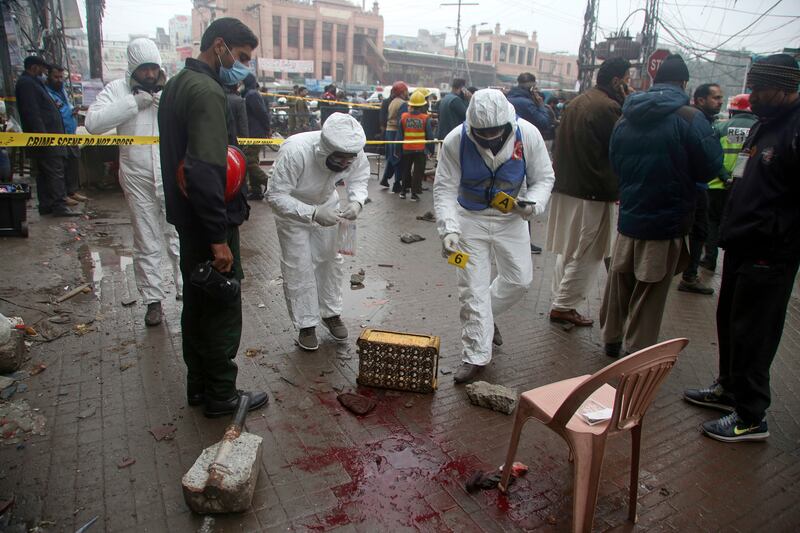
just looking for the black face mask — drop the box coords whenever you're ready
[473,124,512,155]
[325,157,350,172]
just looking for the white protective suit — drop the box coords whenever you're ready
[434,89,555,365]
[85,38,181,304]
[267,113,370,329]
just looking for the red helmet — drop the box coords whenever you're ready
[728,93,751,112]
[176,146,247,203]
[391,81,408,97]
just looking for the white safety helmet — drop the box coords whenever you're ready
[277,97,288,105]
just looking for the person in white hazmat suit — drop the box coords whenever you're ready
[267,113,369,351]
[86,38,181,327]
[434,89,555,383]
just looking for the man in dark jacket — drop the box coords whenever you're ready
[546,58,631,327]
[436,78,469,140]
[677,83,724,295]
[684,54,800,443]
[14,55,79,216]
[600,54,723,358]
[506,72,551,134]
[158,17,267,418]
[242,74,269,200]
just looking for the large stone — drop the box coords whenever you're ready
[0,330,24,374]
[465,381,518,415]
[182,431,263,514]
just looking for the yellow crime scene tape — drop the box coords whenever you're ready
[276,93,381,110]
[0,96,15,102]
[0,131,441,147]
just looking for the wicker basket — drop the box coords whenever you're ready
[356,329,440,393]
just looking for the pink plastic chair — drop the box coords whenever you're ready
[498,338,689,532]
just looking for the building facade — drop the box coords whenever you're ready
[384,30,447,55]
[192,0,385,84]
[467,24,539,84]
[536,51,578,90]
[169,15,192,47]
[382,48,495,88]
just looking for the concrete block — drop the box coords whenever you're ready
[0,330,24,374]
[465,381,518,415]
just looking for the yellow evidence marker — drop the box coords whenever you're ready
[490,191,515,213]
[447,251,469,269]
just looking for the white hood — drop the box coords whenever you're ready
[318,112,367,156]
[466,89,516,131]
[127,38,162,79]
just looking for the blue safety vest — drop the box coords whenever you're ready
[457,124,525,210]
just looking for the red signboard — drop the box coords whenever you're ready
[647,49,671,80]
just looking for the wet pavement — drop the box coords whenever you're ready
[0,167,799,532]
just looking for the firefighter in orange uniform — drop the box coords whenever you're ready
[397,90,434,201]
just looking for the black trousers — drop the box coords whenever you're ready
[683,188,709,280]
[703,188,729,269]
[716,250,800,424]
[34,155,68,213]
[65,147,80,195]
[401,151,426,195]
[177,225,244,401]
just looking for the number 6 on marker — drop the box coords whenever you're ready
[447,252,469,269]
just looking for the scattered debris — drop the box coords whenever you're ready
[117,457,136,469]
[499,461,529,478]
[149,424,177,441]
[440,369,452,375]
[280,376,298,387]
[24,326,37,337]
[416,211,436,222]
[404,400,414,408]
[466,470,502,493]
[245,348,262,358]
[47,315,71,324]
[337,392,377,415]
[465,381,518,415]
[0,400,47,444]
[28,363,47,376]
[659,487,671,497]
[546,515,558,525]
[121,298,137,307]
[74,515,99,533]
[119,362,136,372]
[386,282,394,289]
[74,324,92,336]
[55,283,92,303]
[0,384,17,400]
[0,376,15,389]
[298,397,315,410]
[257,304,266,308]
[198,516,216,533]
[350,269,366,286]
[77,406,96,419]
[400,233,425,244]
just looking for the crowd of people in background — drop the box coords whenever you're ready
[5,18,799,438]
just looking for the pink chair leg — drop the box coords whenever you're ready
[570,435,607,533]
[498,404,529,493]
[628,423,642,523]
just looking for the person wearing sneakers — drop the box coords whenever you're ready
[267,113,369,351]
[676,83,725,295]
[434,89,555,384]
[86,38,182,327]
[684,54,800,443]
[397,90,434,201]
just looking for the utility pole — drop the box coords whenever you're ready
[0,3,15,101]
[639,0,661,84]
[86,0,104,79]
[577,0,599,92]
[441,1,478,85]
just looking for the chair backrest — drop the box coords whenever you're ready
[551,339,689,432]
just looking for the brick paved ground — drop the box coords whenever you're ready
[1,163,798,532]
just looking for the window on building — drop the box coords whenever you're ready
[322,61,332,77]
[566,63,571,76]
[500,43,507,62]
[336,62,344,80]
[473,43,481,61]
[355,26,365,34]
[527,48,534,66]
[509,45,517,64]
[336,25,347,51]
[483,42,492,62]
[517,46,525,64]
[287,18,299,47]
[539,58,543,70]
[272,16,281,47]
[304,22,315,48]
[322,22,333,51]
